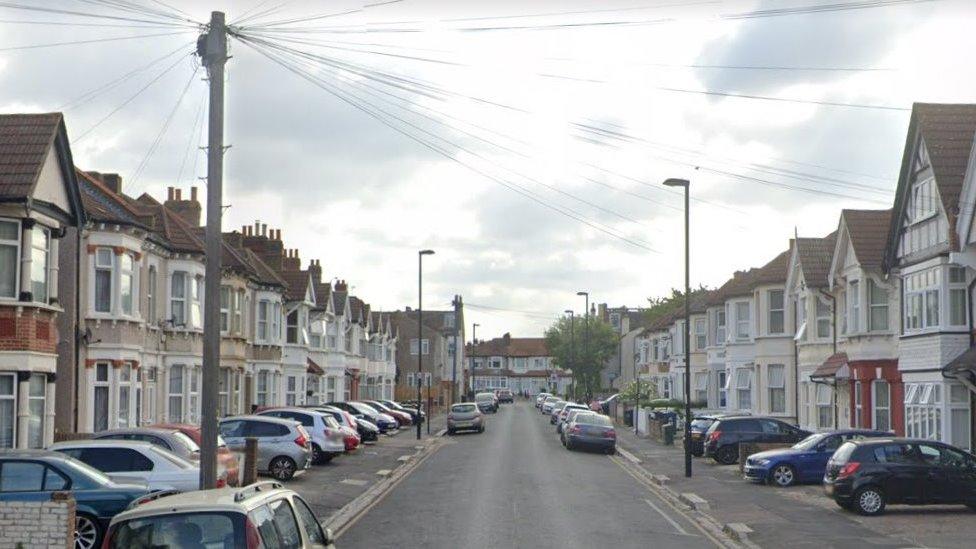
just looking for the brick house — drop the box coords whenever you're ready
[0,113,85,448]
[467,333,570,396]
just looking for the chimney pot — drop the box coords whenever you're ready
[253,220,260,235]
[167,187,174,200]
[261,223,267,237]
[191,187,198,201]
[176,188,183,200]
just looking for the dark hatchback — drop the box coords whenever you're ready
[688,413,740,457]
[743,429,890,486]
[824,438,976,515]
[704,416,810,465]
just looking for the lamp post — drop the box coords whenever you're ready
[564,310,574,395]
[417,249,435,440]
[576,291,589,401]
[664,177,692,478]
[470,323,479,400]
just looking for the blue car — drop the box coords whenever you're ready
[0,450,151,549]
[743,429,890,487]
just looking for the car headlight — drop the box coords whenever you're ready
[754,459,770,466]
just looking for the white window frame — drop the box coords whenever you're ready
[718,371,727,408]
[909,176,937,224]
[29,225,50,303]
[734,302,751,340]
[168,364,185,423]
[816,297,832,339]
[816,383,833,429]
[694,372,708,404]
[735,368,752,411]
[694,318,707,350]
[948,266,967,328]
[220,286,230,334]
[768,364,786,414]
[170,271,186,327]
[867,279,888,332]
[0,218,20,300]
[854,380,863,428]
[872,380,890,432]
[93,362,110,432]
[904,267,941,333]
[119,252,136,316]
[27,373,46,448]
[147,265,157,325]
[715,309,726,345]
[94,248,115,314]
[848,280,860,334]
[768,290,785,335]
[257,300,269,342]
[0,373,18,448]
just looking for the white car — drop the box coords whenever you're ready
[49,440,221,492]
[536,392,552,408]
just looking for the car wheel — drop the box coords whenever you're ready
[74,513,101,549]
[714,445,738,465]
[311,444,325,465]
[270,456,297,481]
[770,464,796,487]
[566,440,574,451]
[606,446,616,455]
[853,487,886,516]
[447,428,455,436]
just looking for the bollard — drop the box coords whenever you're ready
[242,437,258,486]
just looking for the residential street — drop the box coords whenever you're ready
[339,401,719,549]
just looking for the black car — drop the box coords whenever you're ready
[379,399,425,424]
[824,438,976,515]
[703,416,810,465]
[688,414,730,457]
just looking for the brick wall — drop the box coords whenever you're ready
[0,307,58,354]
[0,492,75,549]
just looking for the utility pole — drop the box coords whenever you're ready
[198,11,227,490]
[664,177,692,478]
[417,250,434,440]
[451,295,460,405]
[471,322,479,399]
[564,310,574,396]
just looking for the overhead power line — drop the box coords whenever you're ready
[0,29,192,52]
[0,1,197,26]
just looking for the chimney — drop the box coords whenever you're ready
[503,332,511,343]
[308,259,322,282]
[261,224,267,237]
[164,186,202,227]
[335,279,348,293]
[86,171,123,194]
[282,248,301,271]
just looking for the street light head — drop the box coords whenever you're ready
[576,291,588,297]
[419,249,435,256]
[663,178,690,188]
[564,309,573,315]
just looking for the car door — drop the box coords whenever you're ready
[291,494,331,547]
[873,443,927,504]
[0,460,57,504]
[799,435,842,482]
[758,419,787,444]
[935,445,976,504]
[917,443,952,504]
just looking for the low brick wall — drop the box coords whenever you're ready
[0,492,75,549]
[738,442,794,473]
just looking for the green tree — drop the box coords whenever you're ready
[545,316,618,400]
[644,285,712,326]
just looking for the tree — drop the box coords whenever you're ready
[545,315,618,400]
[644,285,712,326]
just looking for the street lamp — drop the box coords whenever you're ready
[564,310,574,395]
[471,323,480,399]
[576,291,589,401]
[417,249,435,440]
[664,177,692,478]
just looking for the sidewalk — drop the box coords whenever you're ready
[613,426,968,548]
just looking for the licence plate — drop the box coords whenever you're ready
[456,420,471,426]
[691,433,701,440]
[824,484,834,495]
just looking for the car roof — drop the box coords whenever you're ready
[221,414,296,426]
[111,482,294,523]
[0,449,66,459]
[845,437,949,446]
[94,427,181,437]
[260,407,320,415]
[50,440,160,451]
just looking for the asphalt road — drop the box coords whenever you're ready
[339,401,717,549]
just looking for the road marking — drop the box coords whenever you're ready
[617,446,642,464]
[375,469,392,477]
[644,498,690,536]
[340,479,368,486]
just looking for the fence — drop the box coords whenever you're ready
[0,492,75,549]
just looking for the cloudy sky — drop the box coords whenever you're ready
[2,0,974,338]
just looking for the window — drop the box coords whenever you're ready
[872,380,890,432]
[444,313,456,329]
[768,365,786,414]
[190,276,203,328]
[285,376,298,406]
[144,369,156,427]
[269,498,303,548]
[327,322,337,349]
[146,265,157,324]
[220,287,230,333]
[293,497,327,545]
[715,310,726,344]
[93,363,109,432]
[904,382,943,441]
[233,290,243,334]
[735,302,750,339]
[865,280,888,331]
[0,219,19,299]
[168,365,184,423]
[694,372,708,404]
[795,295,807,342]
[219,369,230,417]
[694,319,707,350]
[949,267,967,327]
[816,298,832,339]
[410,338,430,355]
[286,310,298,343]
[848,280,860,333]
[170,272,186,326]
[854,381,863,428]
[0,461,45,492]
[119,253,134,315]
[0,374,14,448]
[118,364,131,428]
[816,384,833,429]
[950,383,971,451]
[735,368,752,410]
[909,177,937,223]
[134,368,142,427]
[326,376,336,402]
[904,268,941,332]
[81,447,153,473]
[26,373,46,448]
[256,371,269,407]
[29,226,49,302]
[257,300,268,341]
[95,249,114,313]
[768,290,784,334]
[718,371,727,408]
[272,303,281,342]
[189,368,199,423]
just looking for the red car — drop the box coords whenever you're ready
[362,401,412,427]
[150,423,241,486]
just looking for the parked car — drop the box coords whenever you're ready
[743,430,890,486]
[328,401,399,433]
[354,417,381,442]
[0,450,151,549]
[541,397,561,414]
[496,388,514,403]
[49,440,219,492]
[556,404,590,433]
[475,392,498,414]
[560,410,597,445]
[303,406,362,451]
[379,399,425,424]
[563,414,616,454]
[257,408,347,464]
[824,438,976,516]
[687,413,745,457]
[218,416,312,481]
[703,416,810,465]
[535,392,552,408]
[361,400,413,427]
[549,401,570,424]
[103,482,335,548]
[150,423,241,486]
[447,403,485,435]
[91,426,200,463]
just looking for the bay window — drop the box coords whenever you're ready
[93,363,109,432]
[147,265,157,324]
[950,383,971,451]
[256,371,269,406]
[816,383,833,429]
[272,303,281,341]
[768,290,784,334]
[735,302,751,339]
[816,298,832,338]
[694,372,708,404]
[219,369,229,417]
[796,295,807,341]
[257,300,269,341]
[718,371,727,408]
[117,364,131,428]
[0,374,14,448]
[848,280,860,333]
[715,309,726,344]
[233,290,243,334]
[189,368,199,423]
[905,382,943,441]
[171,272,186,326]
[0,219,19,299]
[872,380,890,432]
[694,319,706,350]
[144,368,156,426]
[286,376,298,406]
[95,249,114,313]
[326,376,336,402]
[768,364,786,414]
[286,310,298,343]
[904,266,964,332]
[854,381,863,428]
[735,368,752,410]
[189,276,203,328]
[327,322,338,349]
[949,267,967,327]
[168,365,185,423]
[27,374,45,448]
[220,287,230,333]
[30,227,49,302]
[868,279,888,331]
[119,253,134,315]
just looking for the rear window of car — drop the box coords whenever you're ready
[452,404,477,413]
[832,441,859,464]
[565,405,587,411]
[576,415,612,427]
[248,421,290,437]
[475,394,494,402]
[691,419,713,430]
[108,512,245,548]
[172,432,200,453]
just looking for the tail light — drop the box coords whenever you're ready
[708,431,721,442]
[605,429,616,439]
[244,517,262,549]
[837,462,861,479]
[295,432,309,448]
[216,477,227,488]
[570,425,581,434]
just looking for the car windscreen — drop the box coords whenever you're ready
[475,394,494,402]
[172,431,200,453]
[349,403,377,415]
[831,441,858,463]
[452,404,477,413]
[792,433,827,451]
[108,511,245,548]
[576,415,612,427]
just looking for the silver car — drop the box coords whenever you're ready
[447,403,485,435]
[549,401,569,424]
[219,416,312,481]
[541,397,562,415]
[557,405,592,434]
[256,408,346,464]
[91,427,200,462]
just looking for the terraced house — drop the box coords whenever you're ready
[468,333,570,396]
[0,113,84,449]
